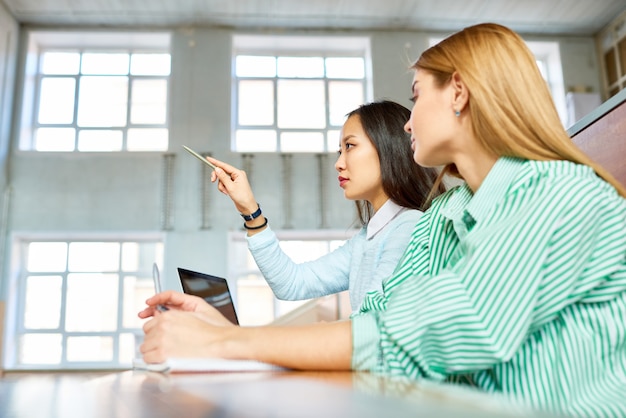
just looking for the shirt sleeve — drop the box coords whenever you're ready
[246,225,356,300]
[352,174,626,379]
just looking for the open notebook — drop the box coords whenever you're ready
[132,357,286,373]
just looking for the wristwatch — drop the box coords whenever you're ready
[241,204,262,221]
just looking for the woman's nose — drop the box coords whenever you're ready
[335,153,345,171]
[404,119,411,133]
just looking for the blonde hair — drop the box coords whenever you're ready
[413,23,626,197]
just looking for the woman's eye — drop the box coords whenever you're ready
[345,143,354,150]
[409,95,418,103]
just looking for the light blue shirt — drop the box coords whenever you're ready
[246,200,423,312]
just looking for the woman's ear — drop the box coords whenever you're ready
[451,72,469,114]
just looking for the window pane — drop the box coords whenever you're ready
[19,334,62,364]
[328,81,364,126]
[68,242,120,272]
[276,299,308,317]
[277,80,325,129]
[330,240,345,251]
[127,128,168,151]
[41,52,80,75]
[16,237,164,369]
[77,76,128,127]
[24,275,62,329]
[237,279,275,326]
[277,57,324,78]
[65,273,118,332]
[78,130,123,152]
[235,129,277,152]
[244,249,259,270]
[325,57,365,79]
[35,128,76,151]
[280,240,332,261]
[119,332,139,364]
[38,78,76,124]
[131,79,167,124]
[238,80,274,126]
[121,243,140,271]
[81,53,129,75]
[280,132,324,152]
[27,242,68,272]
[327,129,342,153]
[536,60,547,79]
[67,336,113,362]
[122,275,153,328]
[236,56,276,77]
[130,53,171,76]
[121,242,164,272]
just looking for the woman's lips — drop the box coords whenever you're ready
[338,176,348,188]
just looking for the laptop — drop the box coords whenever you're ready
[177,267,239,325]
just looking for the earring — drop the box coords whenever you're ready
[454,110,461,117]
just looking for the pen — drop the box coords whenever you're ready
[152,263,169,312]
[182,145,218,170]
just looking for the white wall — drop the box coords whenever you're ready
[1,26,604,293]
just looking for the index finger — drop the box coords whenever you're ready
[145,290,209,312]
[205,156,241,176]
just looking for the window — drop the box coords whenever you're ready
[527,41,567,127]
[19,32,171,152]
[228,230,354,325]
[232,35,372,153]
[598,11,626,98]
[4,237,163,370]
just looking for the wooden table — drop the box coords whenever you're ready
[0,369,545,418]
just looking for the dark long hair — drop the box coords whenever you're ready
[347,100,446,225]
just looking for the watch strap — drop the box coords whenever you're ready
[241,204,262,221]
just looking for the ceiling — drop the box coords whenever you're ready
[2,0,626,36]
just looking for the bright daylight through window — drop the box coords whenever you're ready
[233,35,371,153]
[229,233,351,325]
[6,238,163,370]
[19,32,171,152]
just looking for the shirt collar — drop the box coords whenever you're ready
[466,157,526,223]
[366,199,406,240]
[441,157,527,226]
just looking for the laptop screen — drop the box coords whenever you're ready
[177,268,239,325]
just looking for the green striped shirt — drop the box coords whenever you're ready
[352,157,626,417]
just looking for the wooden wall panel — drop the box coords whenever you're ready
[569,89,626,188]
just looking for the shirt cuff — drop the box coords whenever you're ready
[245,224,274,249]
[351,312,382,371]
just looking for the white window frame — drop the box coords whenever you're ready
[231,34,373,153]
[18,31,172,152]
[3,232,164,371]
[526,41,567,127]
